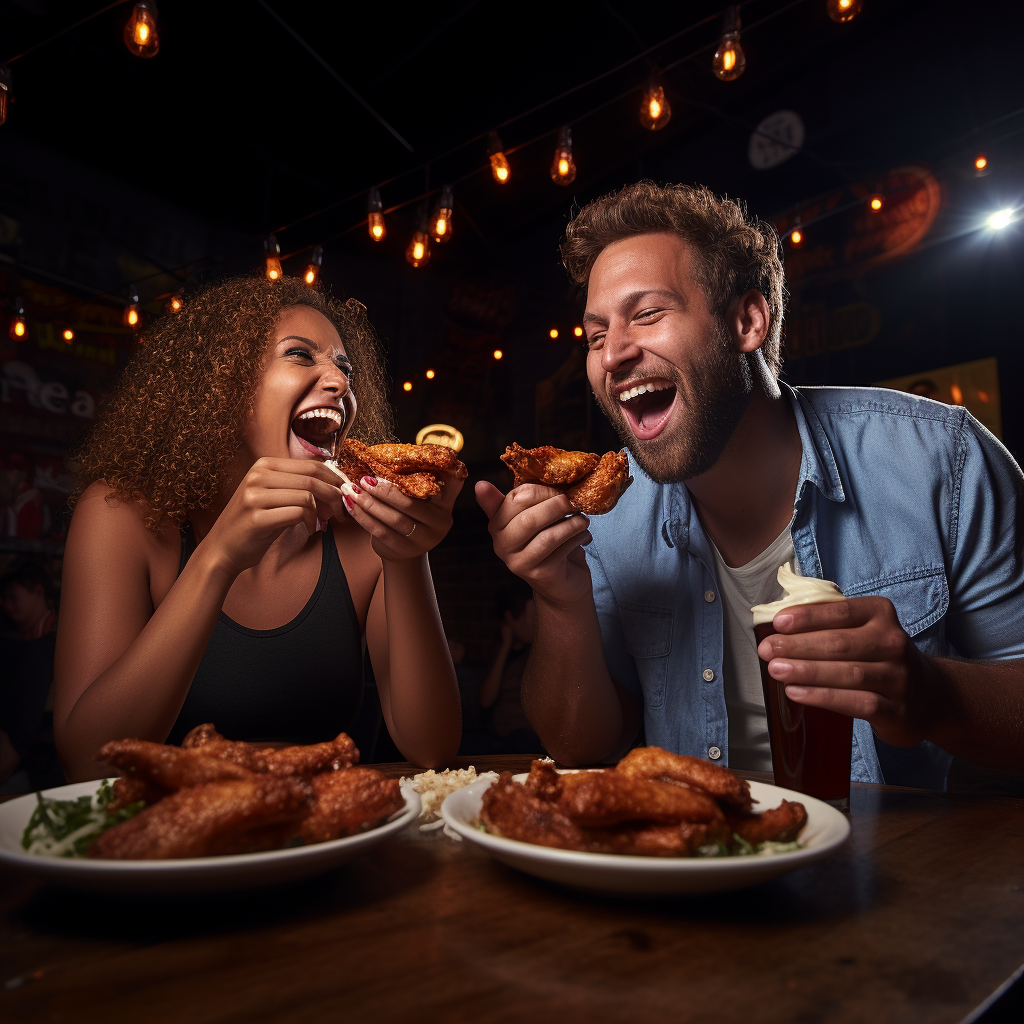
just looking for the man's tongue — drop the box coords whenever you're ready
[623,388,677,439]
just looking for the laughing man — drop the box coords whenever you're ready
[476,182,1024,787]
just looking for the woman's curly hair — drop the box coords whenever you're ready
[561,181,787,376]
[69,276,395,531]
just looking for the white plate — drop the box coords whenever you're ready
[0,779,421,894]
[441,773,850,895]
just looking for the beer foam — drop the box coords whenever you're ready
[750,562,845,627]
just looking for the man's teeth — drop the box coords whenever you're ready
[296,408,343,427]
[618,382,673,403]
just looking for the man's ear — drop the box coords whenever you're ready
[726,289,771,355]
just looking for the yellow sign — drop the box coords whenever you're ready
[416,423,465,451]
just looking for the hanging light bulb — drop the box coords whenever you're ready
[713,7,746,81]
[550,127,576,185]
[167,291,184,312]
[640,81,671,130]
[123,286,141,328]
[493,349,503,360]
[368,187,386,241]
[304,245,323,286]
[124,1,160,58]
[488,132,511,183]
[790,220,805,248]
[974,153,990,176]
[265,234,283,281]
[869,195,884,211]
[574,326,584,338]
[432,186,454,243]
[406,210,431,268]
[426,369,436,379]
[549,328,559,340]
[403,381,413,392]
[0,65,11,127]
[62,327,75,343]
[827,0,862,23]
[8,297,26,340]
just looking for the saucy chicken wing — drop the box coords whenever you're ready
[99,738,255,791]
[500,443,631,514]
[616,746,753,813]
[298,767,404,844]
[333,438,467,500]
[180,725,358,776]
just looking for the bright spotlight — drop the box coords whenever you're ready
[987,209,1014,230]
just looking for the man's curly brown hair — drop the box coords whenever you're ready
[70,276,395,531]
[561,182,787,376]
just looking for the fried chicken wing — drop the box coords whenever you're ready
[556,770,725,827]
[616,746,754,814]
[336,439,467,500]
[728,799,808,845]
[298,767,405,844]
[500,444,631,514]
[180,725,358,776]
[89,776,313,860]
[99,738,255,790]
[108,775,166,811]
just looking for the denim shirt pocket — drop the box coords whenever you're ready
[843,565,949,637]
[619,601,673,709]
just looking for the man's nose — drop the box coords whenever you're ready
[601,323,643,373]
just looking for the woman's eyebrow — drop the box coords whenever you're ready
[279,335,318,348]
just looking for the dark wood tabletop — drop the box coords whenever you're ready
[1,755,1022,1024]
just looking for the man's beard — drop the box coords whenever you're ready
[598,326,754,484]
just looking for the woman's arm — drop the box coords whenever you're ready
[478,624,514,709]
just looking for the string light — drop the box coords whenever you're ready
[406,210,431,268]
[574,326,584,338]
[123,286,140,328]
[493,349,503,360]
[790,217,805,247]
[8,298,26,341]
[712,6,746,81]
[426,369,436,379]
[265,234,283,281]
[827,0,862,23]
[62,327,75,343]
[167,292,183,312]
[640,81,671,130]
[403,381,413,392]
[974,153,989,176]
[124,1,160,58]
[488,132,510,183]
[549,327,559,339]
[0,65,11,127]
[550,126,576,185]
[304,245,323,286]
[368,187,386,241]
[869,195,884,211]
[432,186,454,243]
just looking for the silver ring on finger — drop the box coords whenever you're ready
[404,523,417,538]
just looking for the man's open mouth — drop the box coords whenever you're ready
[616,380,678,440]
[291,407,344,459]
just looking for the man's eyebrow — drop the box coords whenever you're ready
[582,289,684,325]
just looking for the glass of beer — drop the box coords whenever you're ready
[752,564,853,811]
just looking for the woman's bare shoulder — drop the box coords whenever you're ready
[70,481,178,558]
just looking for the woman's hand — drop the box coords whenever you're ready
[206,458,349,576]
[342,473,464,561]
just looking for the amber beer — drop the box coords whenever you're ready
[752,564,852,810]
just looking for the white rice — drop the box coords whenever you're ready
[400,767,497,836]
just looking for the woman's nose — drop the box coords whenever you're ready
[321,364,350,395]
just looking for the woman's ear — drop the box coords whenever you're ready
[726,289,771,355]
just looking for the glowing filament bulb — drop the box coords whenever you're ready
[125,306,140,326]
[124,2,160,58]
[265,233,282,281]
[713,7,746,81]
[432,186,454,243]
[406,230,431,268]
[549,328,559,339]
[488,132,510,183]
[63,328,74,342]
[550,126,576,185]
[974,153,989,174]
[493,349,503,360]
[9,298,26,340]
[169,293,183,312]
[403,381,412,392]
[827,0,862,23]
[0,65,11,128]
[790,228,804,247]
[304,245,323,286]
[640,83,671,130]
[426,369,435,379]
[870,195,883,211]
[367,187,386,241]
[574,326,583,338]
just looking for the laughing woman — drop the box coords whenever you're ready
[54,277,462,781]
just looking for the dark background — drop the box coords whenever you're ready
[2,0,1023,661]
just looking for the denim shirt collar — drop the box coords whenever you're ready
[659,381,845,553]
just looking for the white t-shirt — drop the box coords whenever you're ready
[709,526,796,772]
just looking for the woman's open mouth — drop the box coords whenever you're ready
[616,380,678,441]
[291,407,344,460]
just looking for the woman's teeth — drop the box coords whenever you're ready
[296,408,343,428]
[618,382,673,403]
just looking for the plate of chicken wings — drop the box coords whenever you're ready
[0,726,420,894]
[441,748,850,895]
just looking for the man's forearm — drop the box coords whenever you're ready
[521,593,624,764]
[927,657,1024,770]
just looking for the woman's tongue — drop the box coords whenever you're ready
[291,417,336,458]
[623,388,676,439]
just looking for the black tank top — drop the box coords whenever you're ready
[166,525,364,745]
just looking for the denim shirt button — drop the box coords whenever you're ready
[704,590,716,603]
[707,746,722,760]
[702,668,715,682]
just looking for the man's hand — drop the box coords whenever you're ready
[475,480,593,607]
[756,597,944,748]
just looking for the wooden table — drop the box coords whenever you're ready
[1,755,1022,1024]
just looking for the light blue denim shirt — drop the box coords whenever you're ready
[585,384,1024,788]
